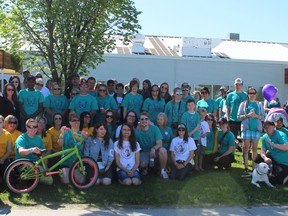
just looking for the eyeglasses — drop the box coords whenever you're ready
[161,86,168,89]
[8,121,17,124]
[248,92,256,95]
[201,92,208,94]
[54,87,61,90]
[175,92,183,95]
[54,117,62,120]
[7,88,15,92]
[178,129,185,132]
[35,83,43,87]
[140,117,149,121]
[11,80,19,83]
[70,119,80,122]
[27,125,38,129]
[98,89,106,92]
[106,115,113,119]
[207,118,213,121]
[128,115,136,118]
[182,88,189,91]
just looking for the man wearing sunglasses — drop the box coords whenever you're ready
[15,118,45,162]
[136,112,169,179]
[181,82,195,111]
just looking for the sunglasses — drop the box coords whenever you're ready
[248,92,256,95]
[11,81,19,83]
[106,115,113,119]
[7,89,15,92]
[140,117,149,121]
[54,87,61,90]
[207,118,213,121]
[70,119,80,122]
[8,121,17,124]
[98,89,106,92]
[27,125,38,129]
[182,88,189,91]
[54,117,62,120]
[178,129,185,131]
[175,92,183,95]
[201,92,208,94]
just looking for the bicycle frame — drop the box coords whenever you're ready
[20,144,84,180]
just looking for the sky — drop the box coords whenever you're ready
[133,0,288,43]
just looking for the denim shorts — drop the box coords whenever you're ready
[117,169,141,181]
[241,130,260,140]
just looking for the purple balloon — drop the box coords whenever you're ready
[262,84,276,102]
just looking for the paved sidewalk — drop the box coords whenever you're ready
[1,205,288,216]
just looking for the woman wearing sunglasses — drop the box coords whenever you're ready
[159,82,172,104]
[9,76,21,94]
[80,111,94,137]
[104,109,117,141]
[170,123,197,180]
[44,82,69,128]
[4,115,22,161]
[238,87,265,174]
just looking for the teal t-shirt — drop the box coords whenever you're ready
[196,98,218,114]
[107,124,116,141]
[246,101,260,131]
[218,130,235,154]
[215,96,223,107]
[262,130,288,166]
[157,126,173,150]
[181,95,196,111]
[68,94,99,116]
[18,89,45,115]
[142,98,165,124]
[44,94,69,125]
[206,127,215,153]
[164,101,186,126]
[226,91,247,122]
[121,92,143,118]
[280,127,288,137]
[136,125,163,152]
[180,111,200,140]
[94,95,118,123]
[61,130,85,167]
[15,133,45,161]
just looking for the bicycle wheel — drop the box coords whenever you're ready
[69,156,98,189]
[4,159,39,194]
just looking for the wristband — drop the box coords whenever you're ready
[29,148,33,154]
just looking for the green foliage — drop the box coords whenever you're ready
[0,0,141,84]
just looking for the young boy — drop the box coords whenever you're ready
[180,99,200,169]
[197,108,210,171]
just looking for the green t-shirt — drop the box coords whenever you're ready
[95,95,118,123]
[164,101,186,126]
[68,94,98,116]
[181,111,200,140]
[121,93,143,118]
[157,126,173,150]
[181,95,196,111]
[206,127,215,154]
[262,130,288,166]
[246,101,260,131]
[196,98,218,114]
[142,98,165,124]
[280,127,288,137]
[15,133,45,161]
[226,91,247,121]
[218,130,235,154]
[136,125,163,152]
[18,89,45,115]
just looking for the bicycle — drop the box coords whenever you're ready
[4,143,99,194]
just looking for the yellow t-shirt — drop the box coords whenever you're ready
[47,127,61,151]
[0,130,12,158]
[82,127,94,137]
[9,130,22,159]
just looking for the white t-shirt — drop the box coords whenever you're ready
[169,137,197,164]
[114,140,141,170]
[200,120,210,147]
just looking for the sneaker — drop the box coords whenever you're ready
[161,170,169,180]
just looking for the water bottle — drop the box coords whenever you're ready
[149,158,154,167]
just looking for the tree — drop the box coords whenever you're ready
[0,0,141,84]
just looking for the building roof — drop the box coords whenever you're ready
[111,34,288,62]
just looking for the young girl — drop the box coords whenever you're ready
[195,109,210,171]
[114,123,141,186]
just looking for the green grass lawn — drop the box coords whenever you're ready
[1,145,288,208]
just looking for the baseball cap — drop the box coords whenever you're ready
[178,123,186,129]
[234,78,243,85]
[218,117,228,125]
[220,86,227,91]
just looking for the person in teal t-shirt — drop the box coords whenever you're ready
[196,87,218,117]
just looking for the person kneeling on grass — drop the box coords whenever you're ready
[114,123,141,186]
[209,118,235,170]
[170,124,197,180]
[254,121,288,185]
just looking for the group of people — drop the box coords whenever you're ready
[0,72,288,186]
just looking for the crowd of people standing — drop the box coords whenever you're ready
[0,71,288,186]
